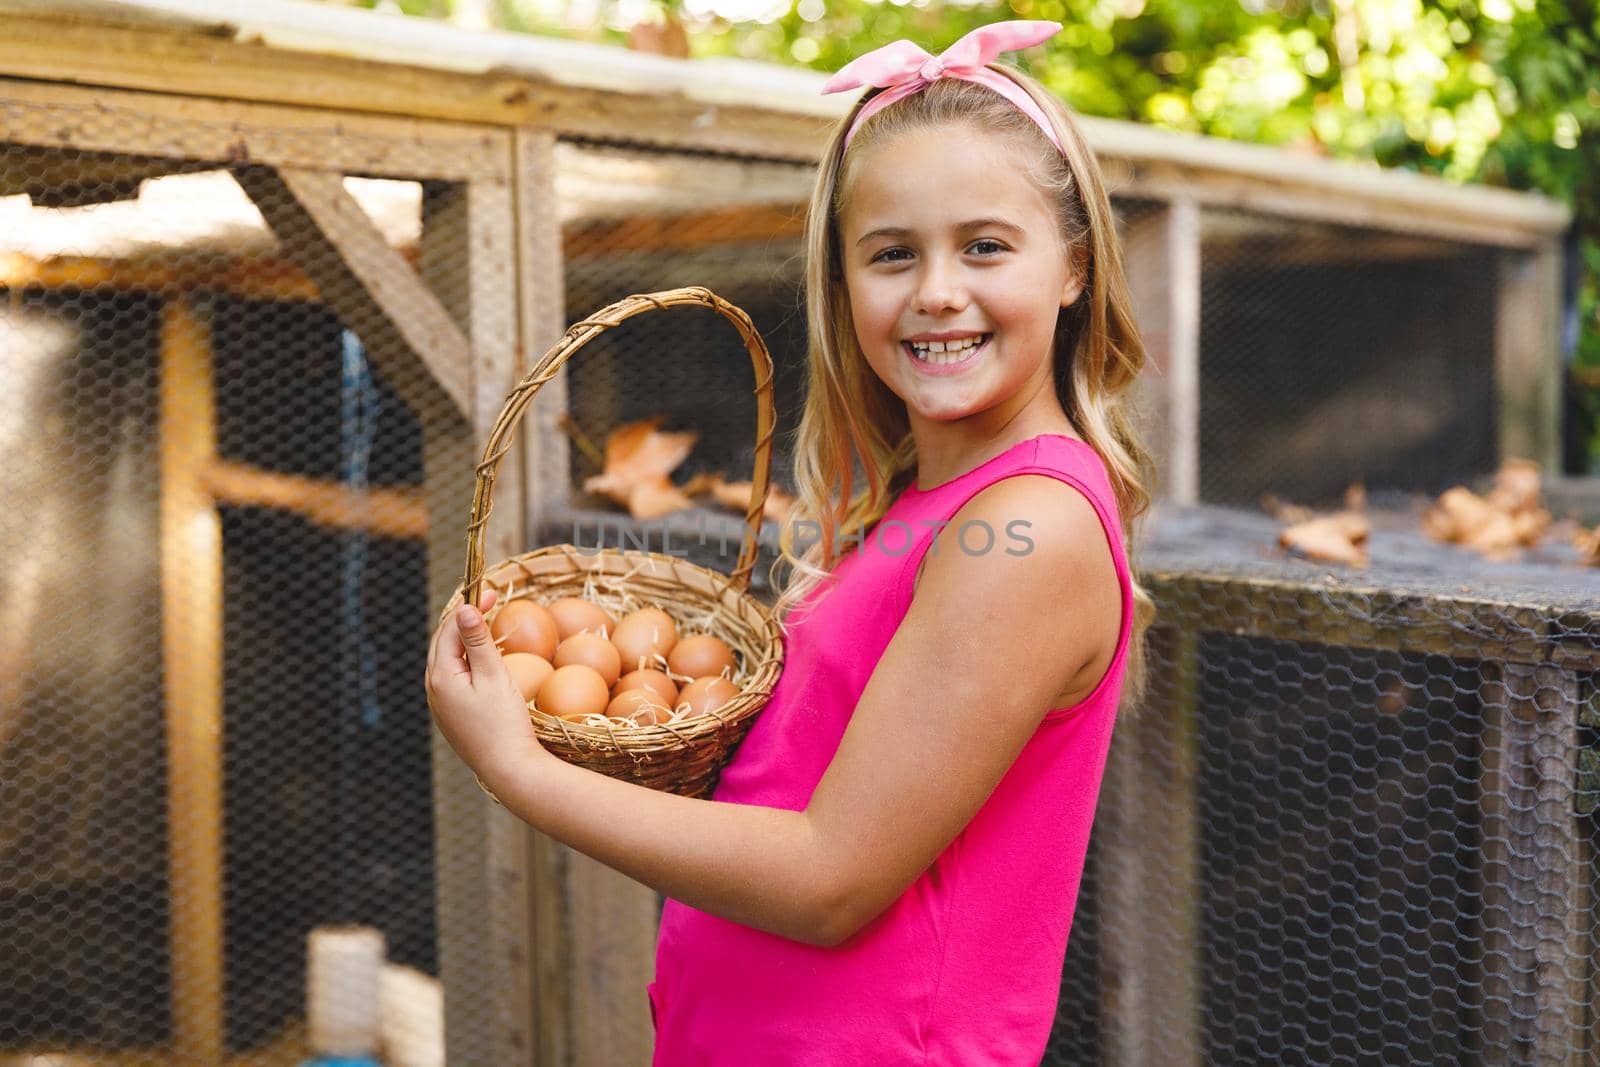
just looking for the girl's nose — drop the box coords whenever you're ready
[913,257,968,314]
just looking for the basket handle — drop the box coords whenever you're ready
[463,286,778,609]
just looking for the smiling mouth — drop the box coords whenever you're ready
[903,334,991,366]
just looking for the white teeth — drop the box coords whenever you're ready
[908,335,986,364]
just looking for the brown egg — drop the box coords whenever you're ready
[547,596,614,641]
[502,653,554,704]
[607,688,672,726]
[677,676,740,718]
[667,634,737,681]
[536,664,610,721]
[554,632,622,689]
[611,607,679,673]
[613,668,678,709]
[490,599,559,660]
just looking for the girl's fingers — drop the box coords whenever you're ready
[427,588,500,694]
[456,603,503,680]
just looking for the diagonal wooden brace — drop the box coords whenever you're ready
[235,164,472,418]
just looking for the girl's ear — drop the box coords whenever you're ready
[1059,245,1088,307]
[1060,271,1085,308]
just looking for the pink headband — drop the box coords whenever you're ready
[820,20,1065,155]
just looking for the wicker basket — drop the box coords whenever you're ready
[444,287,785,799]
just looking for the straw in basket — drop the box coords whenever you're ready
[443,287,785,800]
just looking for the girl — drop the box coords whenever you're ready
[426,19,1157,1065]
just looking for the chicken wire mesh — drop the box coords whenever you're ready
[1195,209,1503,510]
[1048,504,1600,1065]
[0,123,475,1062]
[3,102,1595,1067]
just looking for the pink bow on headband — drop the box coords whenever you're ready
[820,20,1064,154]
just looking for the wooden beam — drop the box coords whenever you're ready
[514,127,576,1067]
[1495,240,1564,473]
[1110,152,1566,252]
[0,17,830,163]
[158,295,225,1063]
[201,458,427,539]
[1478,662,1587,1063]
[565,201,807,259]
[234,164,473,419]
[0,76,511,183]
[1124,200,1201,505]
[0,251,323,302]
[521,143,667,1067]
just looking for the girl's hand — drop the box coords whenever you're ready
[425,588,548,792]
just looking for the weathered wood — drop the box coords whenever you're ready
[1478,662,1585,1066]
[566,201,807,259]
[418,174,538,1066]
[0,16,832,163]
[1123,200,1201,505]
[511,127,663,1067]
[1099,625,1203,1067]
[200,458,427,539]
[157,296,224,1063]
[0,250,323,302]
[421,413,495,1067]
[1120,160,1557,251]
[1496,240,1564,474]
[514,126,578,1067]
[234,164,473,418]
[569,862,662,1067]
[0,76,509,182]
[1148,571,1572,667]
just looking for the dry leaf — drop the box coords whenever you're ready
[1343,482,1368,513]
[1486,457,1541,515]
[1279,515,1369,567]
[1575,524,1600,566]
[1421,459,1549,558]
[1259,492,1314,525]
[628,478,695,521]
[1268,484,1368,567]
[582,416,698,519]
[709,477,796,524]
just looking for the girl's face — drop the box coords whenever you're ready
[839,123,1082,429]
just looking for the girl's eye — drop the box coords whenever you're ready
[871,240,1007,264]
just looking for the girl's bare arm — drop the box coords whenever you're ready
[426,475,1114,947]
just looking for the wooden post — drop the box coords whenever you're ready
[512,129,660,1067]
[1124,198,1202,505]
[1495,239,1564,474]
[1479,661,1585,1065]
[158,295,225,1063]
[1099,624,1204,1066]
[419,172,537,1066]
[514,128,578,1067]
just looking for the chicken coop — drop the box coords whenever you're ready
[0,1,1588,1066]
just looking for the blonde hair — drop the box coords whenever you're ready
[768,64,1159,707]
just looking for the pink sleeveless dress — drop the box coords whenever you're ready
[650,433,1134,1066]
